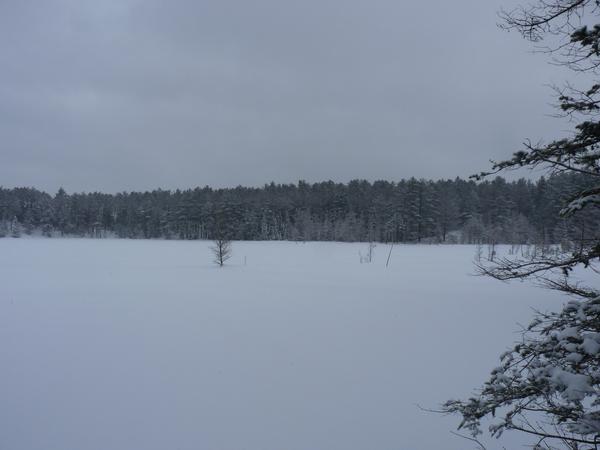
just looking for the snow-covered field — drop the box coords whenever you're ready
[0,239,584,449]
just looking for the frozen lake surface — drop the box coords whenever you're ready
[0,239,582,449]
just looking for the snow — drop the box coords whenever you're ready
[549,367,594,402]
[560,192,600,216]
[582,336,600,355]
[0,238,589,450]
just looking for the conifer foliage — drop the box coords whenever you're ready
[442,1,600,447]
[1,175,599,245]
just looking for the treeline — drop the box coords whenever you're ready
[1,175,599,244]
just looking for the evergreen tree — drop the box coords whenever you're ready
[442,1,600,447]
[2,175,599,245]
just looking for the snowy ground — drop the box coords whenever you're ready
[0,239,589,450]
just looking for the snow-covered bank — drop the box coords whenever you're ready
[0,239,583,449]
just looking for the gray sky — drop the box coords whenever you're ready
[0,0,583,193]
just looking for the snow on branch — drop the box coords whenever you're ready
[442,297,600,446]
[560,185,600,216]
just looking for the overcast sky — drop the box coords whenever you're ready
[0,0,584,193]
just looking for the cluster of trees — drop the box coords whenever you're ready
[1,174,599,245]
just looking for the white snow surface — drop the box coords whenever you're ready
[0,239,588,450]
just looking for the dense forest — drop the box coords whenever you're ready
[1,174,599,244]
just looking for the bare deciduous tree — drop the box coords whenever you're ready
[211,208,232,267]
[359,242,376,263]
[211,238,231,267]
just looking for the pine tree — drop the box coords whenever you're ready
[442,1,600,447]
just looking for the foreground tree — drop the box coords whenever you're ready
[442,1,600,448]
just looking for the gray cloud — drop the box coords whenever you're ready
[0,0,576,193]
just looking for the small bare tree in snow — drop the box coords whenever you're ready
[211,238,231,267]
[211,208,232,267]
[359,242,376,263]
